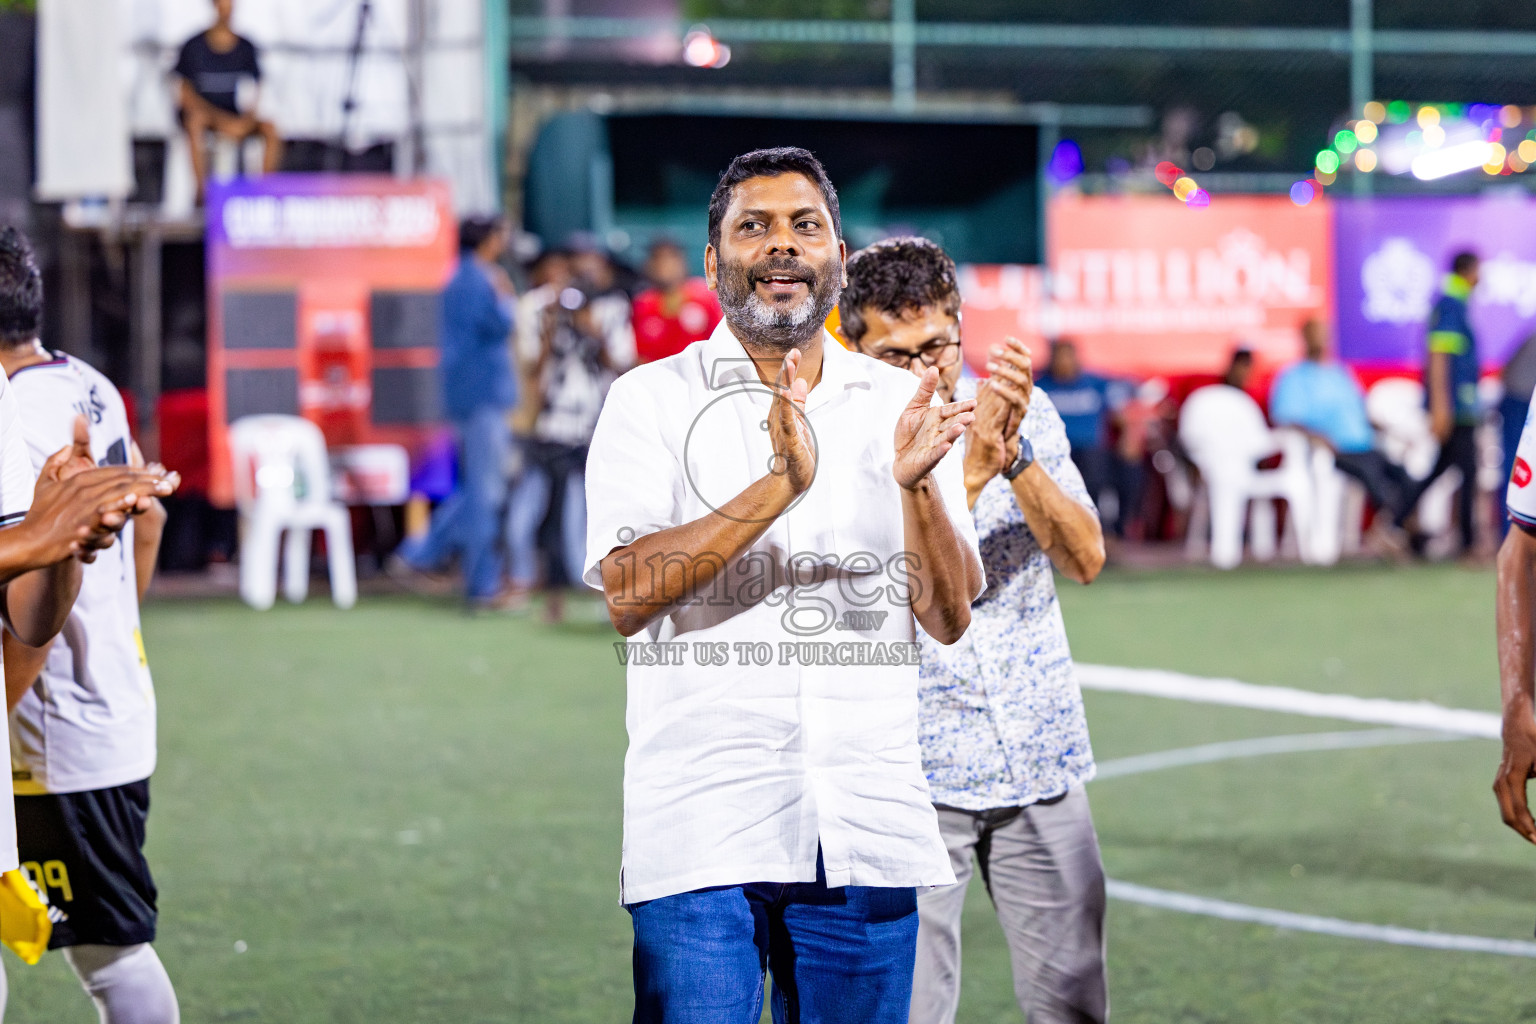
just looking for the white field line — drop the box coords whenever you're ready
[1077,664,1501,739]
[1084,668,1515,954]
[1095,727,1467,780]
[1106,880,1536,958]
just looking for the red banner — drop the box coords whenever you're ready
[206,174,456,505]
[960,194,1335,379]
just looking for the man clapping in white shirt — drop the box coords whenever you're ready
[583,147,984,1023]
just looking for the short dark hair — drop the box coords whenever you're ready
[0,226,43,346]
[707,147,841,252]
[1451,250,1479,275]
[838,237,961,344]
[458,216,502,253]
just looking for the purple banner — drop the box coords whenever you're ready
[1335,196,1536,369]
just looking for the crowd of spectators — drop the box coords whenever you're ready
[392,224,721,617]
[398,229,1513,612]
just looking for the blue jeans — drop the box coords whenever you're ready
[399,406,509,600]
[627,854,919,1024]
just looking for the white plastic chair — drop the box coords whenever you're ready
[1303,442,1365,566]
[229,415,357,610]
[1365,377,1455,539]
[1179,385,1317,569]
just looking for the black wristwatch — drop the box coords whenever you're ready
[1002,436,1036,481]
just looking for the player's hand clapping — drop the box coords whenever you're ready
[964,338,1032,492]
[27,417,180,563]
[894,365,976,491]
[767,347,818,495]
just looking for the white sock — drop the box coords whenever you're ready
[63,944,178,1024]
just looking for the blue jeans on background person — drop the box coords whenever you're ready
[398,406,509,601]
[627,852,919,1024]
[505,458,587,589]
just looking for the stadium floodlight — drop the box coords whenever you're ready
[1411,140,1495,180]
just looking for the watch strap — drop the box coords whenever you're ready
[1002,436,1035,481]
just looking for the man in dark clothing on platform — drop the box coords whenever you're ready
[174,0,282,200]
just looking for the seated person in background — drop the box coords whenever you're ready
[174,0,282,201]
[1033,338,1131,525]
[1270,318,1415,542]
[1222,346,1255,393]
[631,238,721,364]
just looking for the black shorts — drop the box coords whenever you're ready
[14,779,158,948]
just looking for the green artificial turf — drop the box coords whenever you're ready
[2,564,1528,1023]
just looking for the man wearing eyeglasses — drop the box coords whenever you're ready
[840,237,1110,1024]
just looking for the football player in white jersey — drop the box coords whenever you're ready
[0,227,181,1024]
[1497,395,1536,844]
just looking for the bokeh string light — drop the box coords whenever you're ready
[1155,162,1210,208]
[1319,100,1536,182]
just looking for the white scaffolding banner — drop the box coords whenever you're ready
[36,0,133,199]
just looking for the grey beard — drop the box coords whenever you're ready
[718,259,842,352]
[722,291,832,351]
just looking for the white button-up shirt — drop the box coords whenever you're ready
[584,320,982,904]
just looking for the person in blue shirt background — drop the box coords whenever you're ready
[1400,251,1482,557]
[394,217,518,606]
[1034,339,1135,534]
[1270,318,1415,546]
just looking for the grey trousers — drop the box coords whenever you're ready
[910,787,1109,1024]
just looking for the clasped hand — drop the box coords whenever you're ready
[964,337,1033,487]
[26,417,181,564]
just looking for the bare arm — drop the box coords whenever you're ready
[2,560,82,650]
[969,339,1105,585]
[3,629,50,712]
[134,502,166,603]
[129,444,167,602]
[0,421,179,645]
[598,349,815,637]
[899,477,984,643]
[1495,524,1536,843]
[600,472,798,637]
[178,79,215,119]
[1427,350,1453,443]
[894,367,984,644]
[1005,462,1106,585]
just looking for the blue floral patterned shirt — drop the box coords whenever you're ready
[918,377,1098,811]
